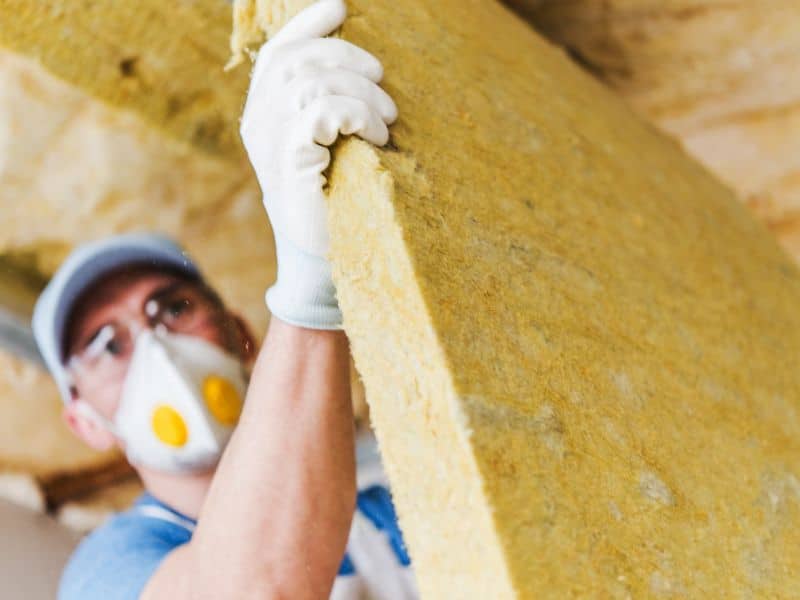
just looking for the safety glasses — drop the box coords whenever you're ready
[65,280,229,391]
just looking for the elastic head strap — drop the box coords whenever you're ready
[71,400,122,438]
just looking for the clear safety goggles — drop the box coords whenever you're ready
[65,280,229,390]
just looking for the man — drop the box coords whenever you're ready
[32,1,415,598]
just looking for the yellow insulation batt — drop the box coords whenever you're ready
[0,0,273,327]
[232,0,800,597]
[0,0,251,160]
[512,0,800,263]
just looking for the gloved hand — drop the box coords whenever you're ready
[240,0,398,330]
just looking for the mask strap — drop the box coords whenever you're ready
[72,401,122,438]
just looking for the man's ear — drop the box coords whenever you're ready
[62,401,117,452]
[231,314,258,366]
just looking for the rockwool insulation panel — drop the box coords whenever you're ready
[0,3,271,330]
[0,0,251,160]
[232,0,800,597]
[512,0,800,263]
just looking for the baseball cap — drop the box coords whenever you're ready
[32,233,202,403]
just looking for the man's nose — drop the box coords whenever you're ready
[120,309,155,337]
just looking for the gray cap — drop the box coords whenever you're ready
[32,233,201,403]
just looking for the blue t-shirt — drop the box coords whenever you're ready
[59,486,412,600]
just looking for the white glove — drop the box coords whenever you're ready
[240,0,398,330]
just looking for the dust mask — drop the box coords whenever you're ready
[78,329,247,474]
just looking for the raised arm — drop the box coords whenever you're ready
[148,319,356,599]
[141,1,397,597]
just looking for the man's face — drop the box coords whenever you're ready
[64,266,253,425]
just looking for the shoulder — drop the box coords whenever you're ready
[58,496,192,600]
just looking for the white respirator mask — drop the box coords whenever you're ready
[76,329,247,474]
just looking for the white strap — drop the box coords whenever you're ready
[355,432,390,491]
[136,504,197,533]
[329,574,366,600]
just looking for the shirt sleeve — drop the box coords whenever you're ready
[58,513,184,600]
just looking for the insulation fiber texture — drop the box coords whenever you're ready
[0,0,251,159]
[242,0,800,597]
[515,0,800,265]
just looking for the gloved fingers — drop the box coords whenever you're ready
[270,0,347,47]
[250,0,347,97]
[286,67,398,125]
[259,38,384,88]
[296,95,390,149]
[250,0,347,100]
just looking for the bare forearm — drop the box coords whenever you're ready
[145,319,355,599]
